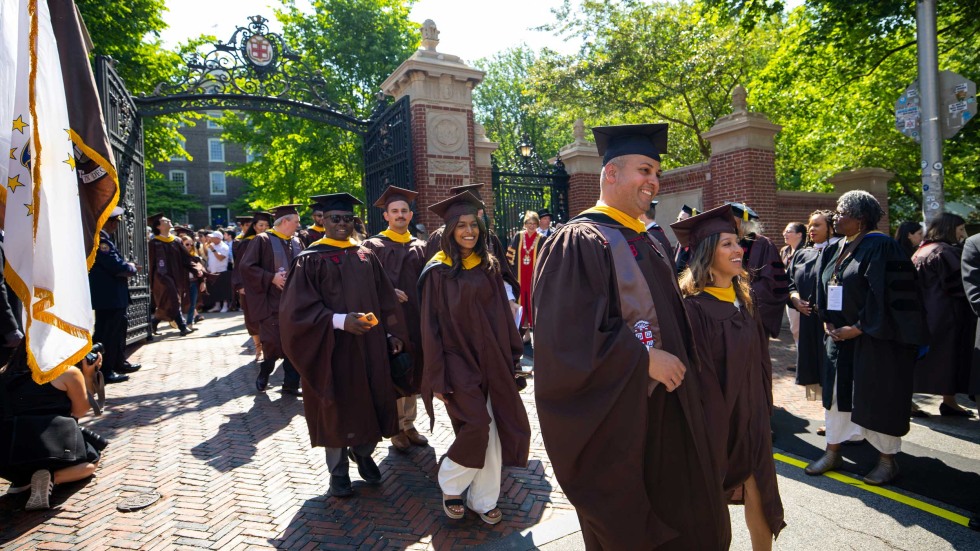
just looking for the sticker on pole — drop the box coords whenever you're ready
[896,72,977,142]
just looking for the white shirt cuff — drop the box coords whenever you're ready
[332,313,346,330]
[504,282,515,302]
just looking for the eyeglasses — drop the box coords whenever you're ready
[328,214,355,223]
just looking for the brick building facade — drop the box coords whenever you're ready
[154,114,249,229]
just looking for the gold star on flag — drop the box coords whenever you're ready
[8,148,15,160]
[25,203,33,217]
[12,115,28,134]
[64,154,76,171]
[7,174,25,193]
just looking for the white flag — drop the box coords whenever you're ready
[1,0,98,382]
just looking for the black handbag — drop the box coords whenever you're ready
[0,414,86,466]
[389,352,414,396]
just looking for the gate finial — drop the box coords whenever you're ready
[421,20,440,51]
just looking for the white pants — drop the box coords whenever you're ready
[438,398,502,513]
[825,385,901,455]
[786,305,800,347]
[397,395,418,431]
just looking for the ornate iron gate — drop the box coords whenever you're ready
[493,155,569,245]
[95,56,151,345]
[363,95,413,234]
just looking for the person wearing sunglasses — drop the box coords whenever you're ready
[280,192,408,499]
[239,205,305,395]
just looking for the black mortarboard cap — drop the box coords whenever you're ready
[147,212,164,228]
[670,204,738,250]
[592,123,669,166]
[681,205,698,216]
[428,191,485,222]
[449,183,485,196]
[727,202,759,221]
[173,226,195,238]
[269,204,302,219]
[235,215,253,223]
[250,211,273,225]
[309,193,363,212]
[650,201,659,208]
[538,208,552,219]
[373,185,418,209]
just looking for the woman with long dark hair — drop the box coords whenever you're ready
[912,213,975,416]
[672,204,784,550]
[894,221,924,258]
[806,191,927,486]
[419,191,530,525]
[787,211,839,423]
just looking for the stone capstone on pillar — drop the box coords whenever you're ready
[827,167,895,197]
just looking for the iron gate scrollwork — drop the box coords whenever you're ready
[493,154,569,246]
[95,56,151,345]
[363,95,413,234]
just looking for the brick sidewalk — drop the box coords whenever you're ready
[1,314,814,550]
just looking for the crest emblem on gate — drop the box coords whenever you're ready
[246,34,274,67]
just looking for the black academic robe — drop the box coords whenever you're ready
[279,243,407,448]
[424,224,521,296]
[685,293,785,538]
[301,227,325,247]
[148,236,195,322]
[961,234,980,395]
[912,241,976,395]
[674,243,691,275]
[239,232,304,360]
[361,233,427,395]
[816,233,928,437]
[419,261,531,469]
[786,246,826,386]
[647,223,673,260]
[532,213,729,551]
[743,234,789,338]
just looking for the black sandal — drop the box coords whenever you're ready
[443,495,465,519]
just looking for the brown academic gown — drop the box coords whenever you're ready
[912,241,976,395]
[425,225,521,295]
[744,234,790,338]
[301,227,325,247]
[148,236,195,322]
[419,261,531,469]
[685,293,786,538]
[233,237,259,336]
[239,232,304,361]
[532,213,730,551]
[361,233,427,395]
[279,243,407,448]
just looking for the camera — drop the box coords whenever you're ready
[84,342,104,365]
[79,426,109,452]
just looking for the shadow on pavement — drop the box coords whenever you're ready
[772,408,980,514]
[0,477,95,542]
[271,444,554,549]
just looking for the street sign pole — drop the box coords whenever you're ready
[917,0,943,224]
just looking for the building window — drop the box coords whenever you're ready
[207,112,222,129]
[209,206,228,228]
[169,170,188,194]
[208,139,225,162]
[170,137,187,161]
[210,171,227,195]
[245,148,256,163]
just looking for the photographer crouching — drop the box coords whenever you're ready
[0,344,108,510]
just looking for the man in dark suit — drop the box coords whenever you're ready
[89,207,138,383]
[961,232,980,400]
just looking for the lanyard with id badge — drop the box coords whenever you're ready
[827,234,866,312]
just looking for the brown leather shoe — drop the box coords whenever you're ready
[863,455,900,486]
[390,432,411,451]
[404,428,428,446]
[805,449,843,476]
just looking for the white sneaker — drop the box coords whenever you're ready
[207,305,221,313]
[25,470,52,511]
[219,303,229,313]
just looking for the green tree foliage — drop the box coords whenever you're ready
[531,0,783,168]
[472,46,572,170]
[218,0,419,211]
[145,175,202,222]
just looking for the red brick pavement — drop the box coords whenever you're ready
[1,315,814,550]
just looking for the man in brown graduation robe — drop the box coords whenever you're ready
[730,203,790,338]
[279,192,408,498]
[240,205,304,395]
[148,213,200,336]
[236,211,272,360]
[532,124,730,550]
[360,186,429,451]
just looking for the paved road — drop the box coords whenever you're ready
[1,313,977,550]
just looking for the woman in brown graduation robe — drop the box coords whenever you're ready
[912,213,975,416]
[235,212,271,361]
[147,213,198,335]
[419,191,531,525]
[672,204,785,550]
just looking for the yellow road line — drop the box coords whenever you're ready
[773,453,971,527]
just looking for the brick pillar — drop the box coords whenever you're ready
[380,20,485,233]
[553,119,602,216]
[474,122,499,225]
[702,87,782,228]
[827,168,894,231]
